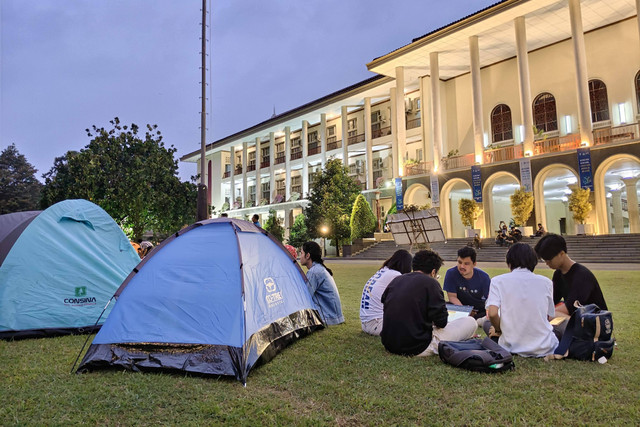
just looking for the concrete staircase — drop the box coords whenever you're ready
[350,234,640,263]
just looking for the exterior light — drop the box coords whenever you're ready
[524,150,533,157]
[581,141,589,147]
[475,154,483,164]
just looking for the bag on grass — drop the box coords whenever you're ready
[552,302,614,362]
[438,337,514,373]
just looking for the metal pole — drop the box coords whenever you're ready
[196,0,208,221]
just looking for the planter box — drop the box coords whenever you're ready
[465,229,482,238]
[342,245,352,257]
[575,223,595,235]
[517,226,534,237]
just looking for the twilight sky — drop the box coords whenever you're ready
[1,0,497,182]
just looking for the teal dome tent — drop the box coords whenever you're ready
[0,199,141,339]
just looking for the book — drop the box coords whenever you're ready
[446,303,474,322]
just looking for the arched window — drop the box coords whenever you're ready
[491,104,513,143]
[533,93,557,133]
[589,79,609,123]
[635,71,640,115]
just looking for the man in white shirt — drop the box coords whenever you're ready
[485,243,558,357]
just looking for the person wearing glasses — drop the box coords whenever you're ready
[380,250,477,357]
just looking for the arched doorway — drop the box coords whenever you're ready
[405,183,431,207]
[440,179,472,238]
[594,154,640,234]
[482,172,520,238]
[534,165,579,235]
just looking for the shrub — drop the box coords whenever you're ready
[458,198,481,228]
[350,195,377,241]
[288,213,310,249]
[263,209,285,242]
[568,186,592,224]
[510,186,534,226]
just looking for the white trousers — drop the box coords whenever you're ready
[416,316,478,357]
[361,318,383,336]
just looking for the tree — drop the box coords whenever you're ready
[40,118,197,240]
[568,186,592,224]
[350,194,376,241]
[263,209,285,242]
[510,186,534,226]
[287,213,310,248]
[304,158,361,256]
[0,144,42,214]
[458,198,481,228]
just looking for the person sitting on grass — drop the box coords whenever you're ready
[300,241,344,325]
[484,243,558,357]
[360,249,413,336]
[380,250,477,357]
[443,246,491,324]
[534,233,608,337]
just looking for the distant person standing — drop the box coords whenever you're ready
[360,249,413,336]
[300,241,344,325]
[252,214,261,228]
[443,247,490,323]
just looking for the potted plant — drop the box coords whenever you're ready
[350,194,377,250]
[568,186,594,235]
[458,198,482,238]
[510,186,534,236]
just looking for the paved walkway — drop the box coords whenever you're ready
[325,257,640,271]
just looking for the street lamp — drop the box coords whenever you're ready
[320,225,329,257]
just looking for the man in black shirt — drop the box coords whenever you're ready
[381,250,477,357]
[534,233,608,316]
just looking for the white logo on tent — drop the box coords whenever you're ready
[264,277,283,307]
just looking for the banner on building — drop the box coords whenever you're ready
[471,165,483,203]
[430,175,440,208]
[519,158,533,192]
[395,177,404,211]
[577,147,594,190]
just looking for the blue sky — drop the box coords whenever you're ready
[1,0,496,182]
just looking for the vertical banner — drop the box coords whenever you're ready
[577,147,594,190]
[519,158,533,192]
[395,177,404,211]
[471,165,483,202]
[430,175,440,208]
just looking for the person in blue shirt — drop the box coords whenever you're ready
[300,241,344,325]
[443,246,490,322]
[251,214,261,228]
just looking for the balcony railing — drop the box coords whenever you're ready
[223,171,230,178]
[235,166,243,174]
[372,126,391,139]
[247,162,256,172]
[327,139,342,151]
[348,133,365,145]
[593,123,639,146]
[442,153,475,170]
[275,154,285,165]
[533,133,580,155]
[291,151,302,160]
[406,117,421,130]
[404,161,433,177]
[260,160,270,168]
[308,144,321,155]
[483,144,523,164]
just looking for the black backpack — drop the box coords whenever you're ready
[552,303,615,362]
[438,338,515,373]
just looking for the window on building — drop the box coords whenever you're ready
[491,104,513,143]
[261,146,270,159]
[291,137,301,153]
[291,175,302,194]
[635,71,640,115]
[327,125,336,137]
[276,179,286,196]
[348,118,357,137]
[589,79,610,123]
[416,149,423,162]
[533,92,558,133]
[261,182,270,201]
[308,131,318,143]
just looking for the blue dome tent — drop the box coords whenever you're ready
[0,199,140,339]
[77,218,325,384]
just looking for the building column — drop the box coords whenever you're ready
[389,87,398,178]
[610,189,624,234]
[429,52,443,171]
[419,76,433,167]
[320,113,327,168]
[254,137,261,207]
[637,0,640,44]
[302,120,309,197]
[211,151,223,211]
[241,141,248,208]
[568,0,593,146]
[364,97,373,190]
[622,177,640,233]
[514,16,534,155]
[395,66,407,175]
[341,105,349,166]
[469,36,485,164]
[285,126,291,201]
[269,132,275,203]
[229,146,236,208]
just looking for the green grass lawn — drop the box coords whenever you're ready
[1,264,639,425]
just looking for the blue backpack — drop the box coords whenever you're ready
[552,303,614,362]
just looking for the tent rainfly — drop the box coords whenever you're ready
[77,218,325,384]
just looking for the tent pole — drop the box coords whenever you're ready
[70,297,114,374]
